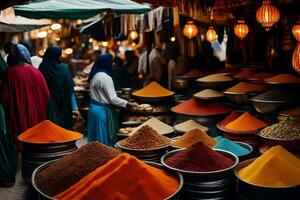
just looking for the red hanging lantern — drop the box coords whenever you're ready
[292,19,300,42]
[292,44,300,74]
[183,21,198,39]
[206,26,217,43]
[234,20,249,40]
[256,0,280,31]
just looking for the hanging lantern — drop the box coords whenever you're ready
[183,21,198,39]
[292,20,300,42]
[292,44,300,73]
[256,0,280,31]
[234,20,249,40]
[129,30,139,41]
[206,26,217,43]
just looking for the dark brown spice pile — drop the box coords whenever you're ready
[165,141,234,172]
[120,125,171,149]
[35,141,120,196]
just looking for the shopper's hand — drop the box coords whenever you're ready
[72,109,81,121]
[127,102,139,110]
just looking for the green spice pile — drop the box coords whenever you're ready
[259,119,300,140]
[119,125,171,150]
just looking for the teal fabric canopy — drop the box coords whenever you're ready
[14,0,150,19]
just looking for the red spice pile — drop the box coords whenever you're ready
[35,142,121,196]
[234,69,255,78]
[165,141,234,172]
[248,72,273,81]
[171,98,231,116]
[120,125,171,150]
[181,69,205,78]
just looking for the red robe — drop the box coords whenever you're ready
[0,65,50,141]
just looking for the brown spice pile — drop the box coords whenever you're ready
[35,142,120,196]
[120,125,171,150]
[165,141,234,172]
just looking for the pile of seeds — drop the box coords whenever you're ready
[35,142,121,196]
[119,125,171,150]
[259,119,300,140]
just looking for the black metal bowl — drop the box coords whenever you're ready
[234,158,300,200]
[132,94,175,102]
[255,129,300,152]
[195,80,234,89]
[116,141,171,162]
[161,149,239,177]
[250,99,293,114]
[161,149,239,200]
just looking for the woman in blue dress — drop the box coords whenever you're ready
[88,53,138,146]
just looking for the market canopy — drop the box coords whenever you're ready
[0,8,50,32]
[14,0,151,19]
[0,0,29,10]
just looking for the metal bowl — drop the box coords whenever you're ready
[278,108,300,123]
[172,77,189,90]
[250,99,292,114]
[116,141,171,162]
[216,121,258,135]
[224,91,261,105]
[193,94,225,101]
[32,160,184,200]
[161,149,239,176]
[174,95,189,105]
[122,121,143,127]
[196,80,234,89]
[234,158,300,200]
[132,94,175,102]
[120,94,131,100]
[277,115,300,123]
[116,90,122,97]
[255,130,300,153]
[224,92,249,105]
[161,149,239,200]
[19,135,81,183]
[171,108,232,118]
[121,88,132,95]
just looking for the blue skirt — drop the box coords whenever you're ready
[87,99,118,146]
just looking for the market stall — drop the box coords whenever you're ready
[0,0,300,199]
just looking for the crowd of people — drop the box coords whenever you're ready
[0,36,225,186]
